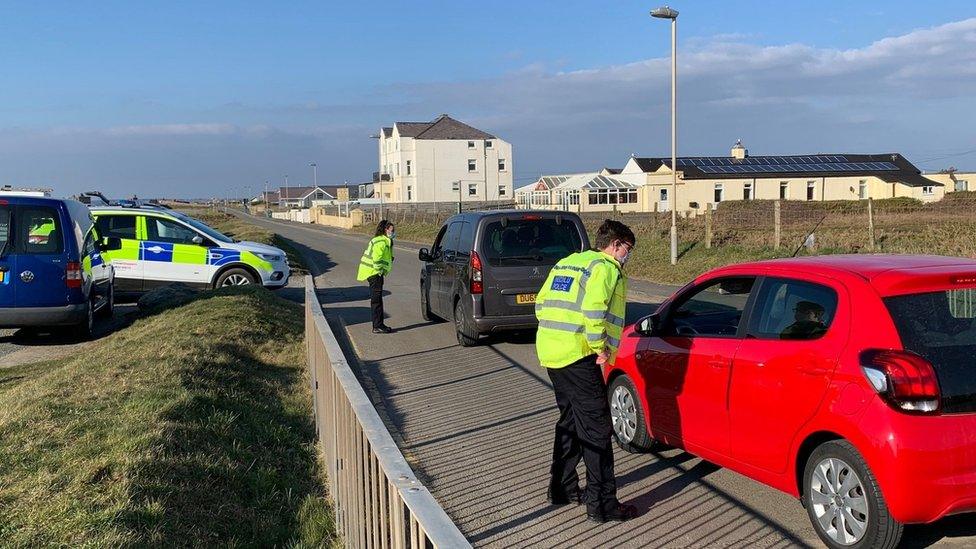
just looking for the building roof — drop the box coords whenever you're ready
[602,167,623,175]
[558,174,638,190]
[629,153,941,188]
[391,114,496,140]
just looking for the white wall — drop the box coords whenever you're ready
[379,129,513,204]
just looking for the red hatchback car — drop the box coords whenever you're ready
[606,255,976,549]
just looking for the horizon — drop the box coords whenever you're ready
[2,1,975,198]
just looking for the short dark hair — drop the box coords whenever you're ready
[375,219,394,236]
[594,219,636,250]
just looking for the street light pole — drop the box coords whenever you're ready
[652,6,679,266]
[310,162,318,187]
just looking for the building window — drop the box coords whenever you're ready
[807,181,816,201]
[498,159,506,171]
[588,188,638,205]
[468,159,477,172]
[743,182,753,200]
[922,186,934,196]
[779,181,788,200]
[660,188,668,202]
[452,181,460,192]
[395,162,400,176]
[714,184,724,203]
[858,180,867,199]
[406,160,412,175]
[486,140,493,148]
[498,185,507,197]
[468,141,475,148]
[532,191,551,205]
[468,183,478,196]
[407,186,412,200]
[956,180,969,192]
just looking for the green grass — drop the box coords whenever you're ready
[348,197,976,285]
[0,286,338,547]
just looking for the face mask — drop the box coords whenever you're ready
[389,231,396,240]
[618,251,630,266]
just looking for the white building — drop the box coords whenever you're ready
[377,114,514,204]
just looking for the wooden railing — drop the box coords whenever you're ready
[305,276,470,548]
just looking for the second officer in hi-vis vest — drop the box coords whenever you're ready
[357,220,395,333]
[534,219,637,523]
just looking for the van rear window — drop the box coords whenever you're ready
[481,218,582,266]
[884,288,976,413]
[18,207,63,255]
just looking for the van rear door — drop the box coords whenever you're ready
[0,204,14,307]
[12,204,71,308]
[479,214,586,317]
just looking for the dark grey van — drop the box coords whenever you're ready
[418,210,590,346]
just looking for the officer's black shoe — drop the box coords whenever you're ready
[372,325,394,334]
[587,503,638,523]
[546,489,583,506]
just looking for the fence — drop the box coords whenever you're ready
[355,201,517,226]
[575,195,976,256]
[305,277,471,548]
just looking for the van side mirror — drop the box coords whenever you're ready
[191,235,204,245]
[636,313,662,337]
[100,237,122,251]
[419,248,431,262]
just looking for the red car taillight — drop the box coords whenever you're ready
[860,349,940,414]
[66,261,83,288]
[470,250,483,294]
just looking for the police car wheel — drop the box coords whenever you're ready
[608,375,655,453]
[96,284,114,319]
[216,268,256,287]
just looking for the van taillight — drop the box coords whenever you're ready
[66,261,82,288]
[470,250,483,294]
[860,349,940,414]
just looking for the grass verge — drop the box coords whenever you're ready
[0,286,337,547]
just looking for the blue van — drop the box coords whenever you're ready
[0,196,117,338]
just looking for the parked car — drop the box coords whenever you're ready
[605,255,976,548]
[419,210,589,346]
[0,196,117,338]
[90,206,290,292]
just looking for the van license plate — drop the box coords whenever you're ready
[516,293,536,304]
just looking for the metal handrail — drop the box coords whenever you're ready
[305,276,471,548]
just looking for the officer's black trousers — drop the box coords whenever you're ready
[547,354,618,514]
[368,274,385,329]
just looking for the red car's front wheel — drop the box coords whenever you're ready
[608,375,655,453]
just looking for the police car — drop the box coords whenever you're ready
[89,206,289,292]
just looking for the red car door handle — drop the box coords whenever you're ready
[708,359,730,369]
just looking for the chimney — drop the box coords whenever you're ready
[731,139,747,160]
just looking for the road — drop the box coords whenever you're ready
[0,305,137,367]
[236,211,976,548]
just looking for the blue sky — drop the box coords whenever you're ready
[1,0,975,197]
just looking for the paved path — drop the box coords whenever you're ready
[236,211,976,548]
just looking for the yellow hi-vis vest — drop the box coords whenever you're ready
[357,235,393,281]
[535,249,627,368]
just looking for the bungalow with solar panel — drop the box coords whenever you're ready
[517,141,972,213]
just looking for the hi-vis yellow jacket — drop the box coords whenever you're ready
[357,235,393,281]
[534,249,627,368]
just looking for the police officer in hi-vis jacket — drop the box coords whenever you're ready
[534,219,637,523]
[357,220,395,334]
